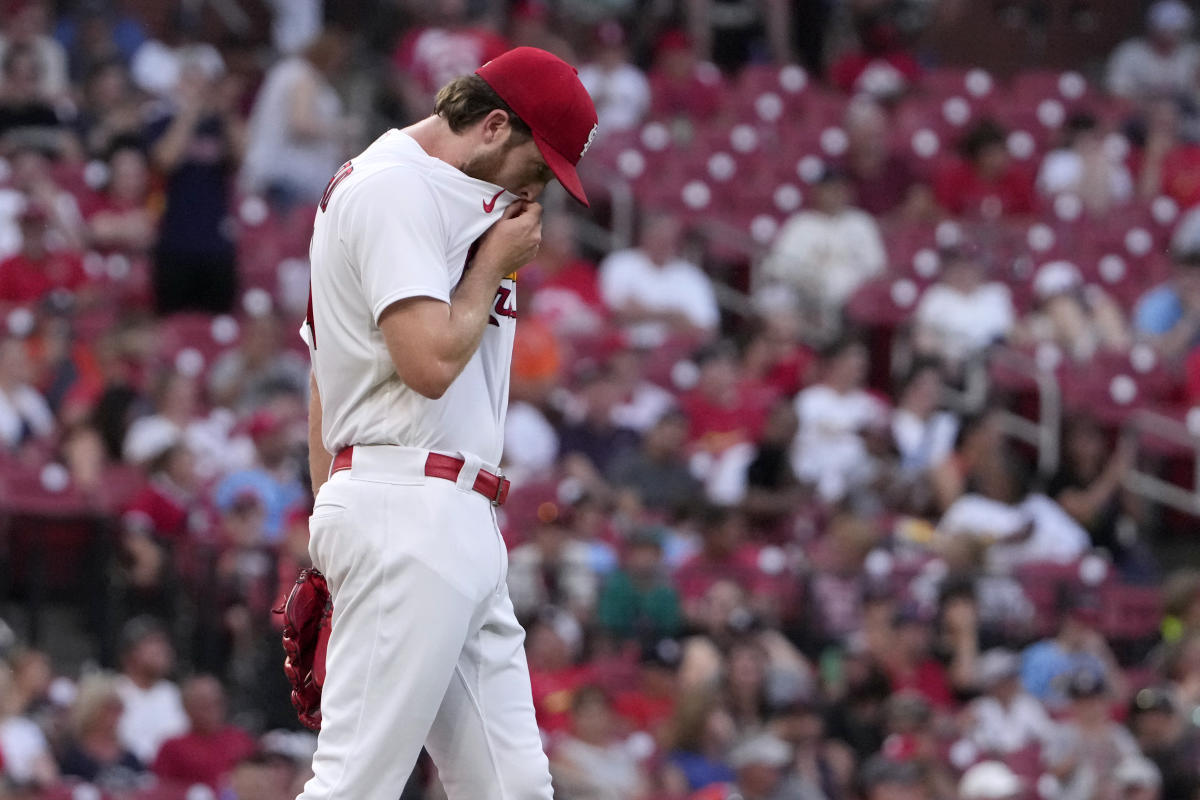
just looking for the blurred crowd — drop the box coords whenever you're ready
[1,0,1200,799]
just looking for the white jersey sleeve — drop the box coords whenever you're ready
[341,169,452,321]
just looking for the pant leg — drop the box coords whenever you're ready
[297,478,494,800]
[425,568,553,799]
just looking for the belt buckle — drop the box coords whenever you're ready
[491,470,506,506]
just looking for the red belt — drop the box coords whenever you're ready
[330,448,510,506]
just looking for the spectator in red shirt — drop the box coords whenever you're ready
[934,120,1037,218]
[151,675,256,792]
[390,0,509,122]
[829,12,921,99]
[680,342,773,457]
[526,610,594,735]
[84,137,157,258]
[841,96,932,219]
[674,507,770,621]
[613,639,681,738]
[0,203,89,306]
[648,30,724,123]
[525,213,608,342]
[877,606,955,710]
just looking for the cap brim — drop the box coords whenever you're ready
[534,132,589,207]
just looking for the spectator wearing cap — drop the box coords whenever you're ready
[790,338,890,503]
[875,608,954,710]
[759,164,885,328]
[880,692,958,799]
[0,202,89,306]
[647,30,725,123]
[1015,259,1131,362]
[1036,113,1134,216]
[963,649,1058,757]
[856,756,928,800]
[1045,669,1140,800]
[1127,686,1200,798]
[841,96,931,219]
[58,673,146,792]
[578,21,650,136]
[933,120,1037,218]
[913,245,1015,367]
[150,675,256,792]
[549,685,651,800]
[597,528,684,641]
[612,638,682,738]
[213,410,306,543]
[687,732,807,800]
[144,46,243,315]
[113,617,187,764]
[1021,596,1127,711]
[240,29,355,210]
[507,507,598,621]
[0,335,53,450]
[958,761,1022,800]
[599,213,719,349]
[1108,1,1200,101]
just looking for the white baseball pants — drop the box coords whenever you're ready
[296,446,553,800]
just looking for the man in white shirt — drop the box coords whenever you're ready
[599,213,719,348]
[965,649,1058,756]
[1108,1,1200,101]
[578,21,650,136]
[112,618,187,765]
[0,336,53,450]
[914,245,1014,366]
[759,165,886,315]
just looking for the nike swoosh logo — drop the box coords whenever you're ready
[483,189,504,213]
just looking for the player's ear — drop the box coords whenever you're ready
[479,109,512,144]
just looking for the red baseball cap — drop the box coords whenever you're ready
[476,47,598,207]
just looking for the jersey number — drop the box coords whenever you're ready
[319,161,354,212]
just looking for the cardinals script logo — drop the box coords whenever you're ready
[580,123,598,160]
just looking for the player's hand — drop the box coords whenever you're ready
[475,200,542,279]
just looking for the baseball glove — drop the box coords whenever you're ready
[275,568,332,731]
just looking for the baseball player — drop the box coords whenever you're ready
[298,47,597,800]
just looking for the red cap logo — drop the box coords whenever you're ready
[476,47,598,206]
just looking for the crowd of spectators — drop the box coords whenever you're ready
[1,1,1200,799]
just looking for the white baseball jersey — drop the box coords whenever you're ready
[302,129,519,466]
